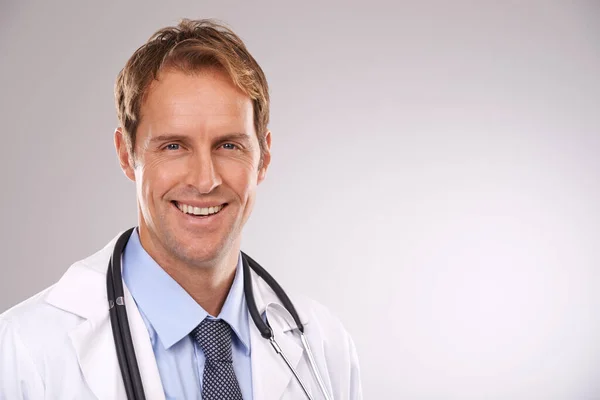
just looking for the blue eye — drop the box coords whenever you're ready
[165,143,180,150]
[222,143,238,150]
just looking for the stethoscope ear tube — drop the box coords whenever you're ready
[268,335,315,400]
[300,333,333,400]
[107,227,147,400]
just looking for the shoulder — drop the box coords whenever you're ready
[0,284,84,363]
[251,268,356,353]
[0,285,71,336]
[0,286,75,393]
[296,295,348,336]
[0,232,121,358]
[294,294,356,349]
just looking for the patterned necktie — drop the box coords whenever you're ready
[191,318,244,400]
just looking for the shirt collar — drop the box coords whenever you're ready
[122,228,250,353]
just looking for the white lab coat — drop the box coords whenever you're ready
[0,233,362,399]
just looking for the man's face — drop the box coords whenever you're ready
[116,68,270,268]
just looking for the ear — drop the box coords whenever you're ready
[257,130,272,185]
[114,127,136,182]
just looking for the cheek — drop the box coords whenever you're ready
[136,159,185,201]
[220,161,258,199]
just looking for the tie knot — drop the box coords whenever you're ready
[191,318,234,362]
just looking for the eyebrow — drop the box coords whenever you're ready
[150,134,190,144]
[150,132,252,144]
[216,132,252,143]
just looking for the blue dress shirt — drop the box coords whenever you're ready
[122,228,253,399]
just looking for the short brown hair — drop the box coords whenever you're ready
[115,18,270,165]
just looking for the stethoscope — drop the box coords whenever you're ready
[107,227,332,400]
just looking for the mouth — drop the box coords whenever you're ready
[172,201,227,217]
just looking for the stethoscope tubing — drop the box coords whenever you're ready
[107,227,331,400]
[107,227,147,400]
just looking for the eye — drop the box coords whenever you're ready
[165,143,180,151]
[221,143,239,150]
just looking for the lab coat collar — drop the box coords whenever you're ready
[43,230,312,400]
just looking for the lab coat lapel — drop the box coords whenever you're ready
[249,271,305,400]
[46,234,165,400]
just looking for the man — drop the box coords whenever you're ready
[0,19,362,399]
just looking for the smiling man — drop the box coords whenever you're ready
[0,19,362,399]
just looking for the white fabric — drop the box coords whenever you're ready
[0,232,363,400]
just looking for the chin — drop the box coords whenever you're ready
[173,238,230,266]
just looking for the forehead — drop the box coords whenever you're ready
[140,68,254,129]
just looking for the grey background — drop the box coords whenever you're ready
[1,1,599,398]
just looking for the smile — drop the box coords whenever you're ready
[174,202,226,216]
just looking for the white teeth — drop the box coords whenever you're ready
[177,203,223,216]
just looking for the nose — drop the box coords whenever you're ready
[187,150,222,194]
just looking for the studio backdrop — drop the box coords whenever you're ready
[1,1,599,398]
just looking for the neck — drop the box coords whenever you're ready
[163,255,238,317]
[137,228,240,317]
